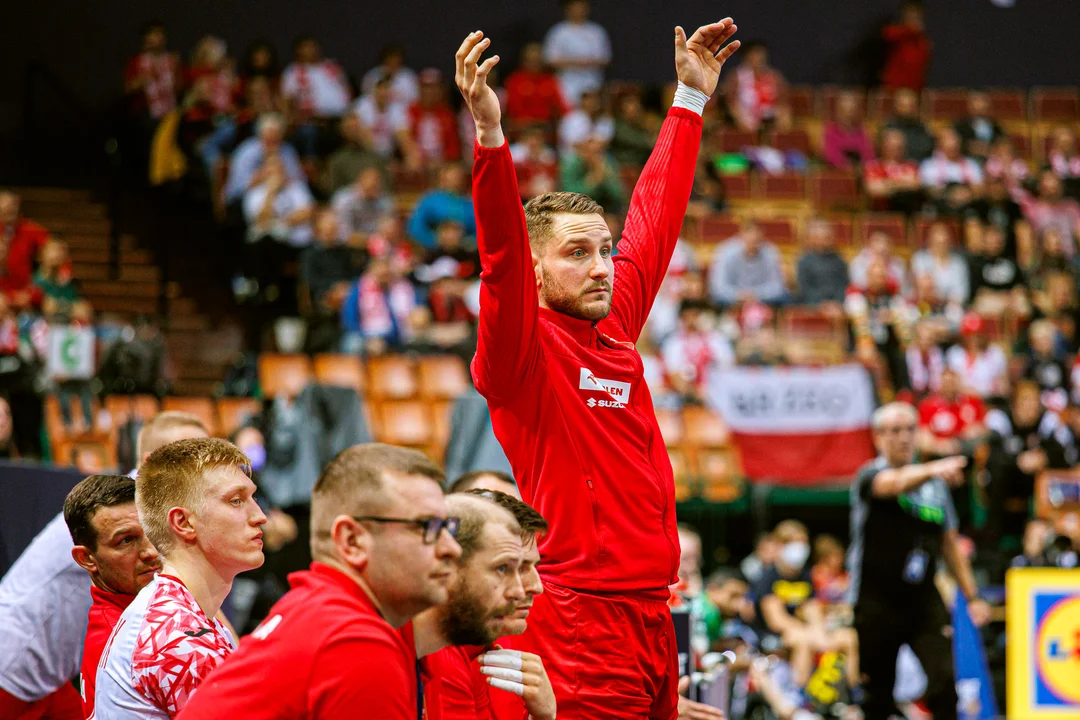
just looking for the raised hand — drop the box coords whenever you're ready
[454,31,503,147]
[675,19,740,97]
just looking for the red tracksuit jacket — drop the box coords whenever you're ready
[471,107,702,592]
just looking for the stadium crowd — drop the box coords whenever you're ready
[3,1,1080,718]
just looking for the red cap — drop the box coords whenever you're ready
[960,312,984,336]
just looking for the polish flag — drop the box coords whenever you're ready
[707,364,877,485]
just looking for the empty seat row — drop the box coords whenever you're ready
[258,354,470,402]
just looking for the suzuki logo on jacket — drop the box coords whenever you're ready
[579,368,631,408]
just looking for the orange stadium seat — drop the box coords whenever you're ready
[701,213,741,244]
[788,85,816,121]
[867,89,897,120]
[698,449,743,503]
[683,406,731,449]
[103,394,160,428]
[162,397,219,436]
[258,354,312,399]
[366,355,419,400]
[44,394,101,444]
[988,89,1027,122]
[313,353,365,393]
[373,400,433,448]
[216,397,263,437]
[669,448,693,496]
[810,170,861,211]
[418,355,469,400]
[430,399,454,455]
[757,172,806,203]
[53,437,118,471]
[767,130,811,155]
[719,174,752,202]
[653,408,685,448]
[1032,88,1080,122]
[924,89,969,122]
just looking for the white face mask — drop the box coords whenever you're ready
[780,541,810,569]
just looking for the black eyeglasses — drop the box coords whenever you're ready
[352,515,460,544]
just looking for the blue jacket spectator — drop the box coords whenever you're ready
[224,114,304,203]
[407,163,475,249]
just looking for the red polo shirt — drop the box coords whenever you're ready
[175,562,419,720]
[81,585,135,718]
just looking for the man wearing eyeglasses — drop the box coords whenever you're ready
[849,402,991,720]
[175,444,463,720]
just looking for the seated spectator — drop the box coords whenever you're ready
[407,162,476,249]
[0,191,49,308]
[849,230,910,294]
[95,438,266,718]
[984,382,1071,544]
[332,166,394,242]
[1026,230,1076,309]
[883,88,935,161]
[340,257,419,355]
[1015,170,1080,255]
[224,113,304,204]
[510,125,559,199]
[970,223,1028,318]
[232,75,287,149]
[1047,125,1080,193]
[954,91,1004,162]
[823,92,874,170]
[702,568,754,650]
[321,114,386,196]
[542,0,611,106]
[724,40,790,133]
[917,366,987,458]
[983,137,1029,190]
[299,209,359,320]
[881,0,931,91]
[708,221,786,307]
[34,238,86,318]
[911,221,969,306]
[241,41,280,87]
[796,218,849,313]
[354,74,420,168]
[909,270,961,341]
[560,137,626,213]
[124,21,180,122]
[1024,319,1071,410]
[504,42,567,133]
[919,128,984,198]
[183,36,241,177]
[978,176,1028,258]
[865,128,922,213]
[415,220,481,324]
[610,90,656,168]
[409,68,461,167]
[1036,272,1080,353]
[361,43,420,107]
[280,36,352,157]
[906,320,946,399]
[557,89,614,157]
[661,300,735,404]
[810,535,849,607]
[846,258,914,394]
[243,155,314,248]
[946,312,1009,399]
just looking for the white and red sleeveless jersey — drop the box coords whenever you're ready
[92,574,235,719]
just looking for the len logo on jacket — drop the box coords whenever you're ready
[579,367,631,409]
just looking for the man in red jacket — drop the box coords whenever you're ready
[0,191,49,308]
[456,18,740,718]
[63,474,163,719]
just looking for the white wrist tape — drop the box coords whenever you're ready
[672,81,709,116]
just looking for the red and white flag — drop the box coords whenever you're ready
[707,364,876,484]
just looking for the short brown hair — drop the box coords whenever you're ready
[136,437,250,555]
[524,191,604,250]
[137,411,208,460]
[64,475,136,550]
[311,443,445,559]
[447,494,520,564]
[462,489,548,538]
[449,470,516,494]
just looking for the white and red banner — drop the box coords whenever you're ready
[707,364,876,484]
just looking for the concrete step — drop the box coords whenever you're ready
[64,234,137,251]
[72,263,161,283]
[80,281,161,298]
[90,296,160,315]
[40,218,112,235]
[15,188,93,203]
[22,201,108,220]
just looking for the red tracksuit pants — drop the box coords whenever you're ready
[0,685,83,720]
[515,582,679,719]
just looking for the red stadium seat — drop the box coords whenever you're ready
[719,174,752,202]
[857,213,907,248]
[821,216,855,248]
[788,86,816,121]
[987,89,1027,122]
[924,89,970,122]
[810,170,861,211]
[216,398,263,437]
[821,87,866,121]
[258,354,313,400]
[1032,88,1080,122]
[366,355,419,400]
[701,214,741,244]
[162,397,219,436]
[867,89,897,120]
[757,173,806,203]
[767,130,812,155]
[1011,132,1033,161]
[758,218,797,246]
[313,353,365,393]
[718,130,757,154]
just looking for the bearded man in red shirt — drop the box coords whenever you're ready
[457,18,740,719]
